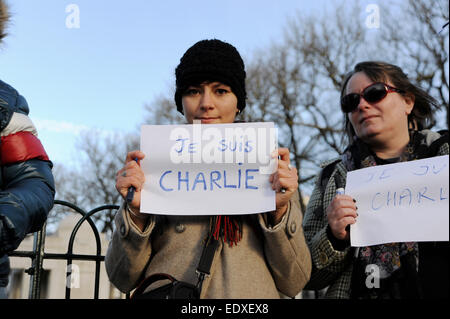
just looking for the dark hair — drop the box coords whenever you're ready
[340,61,440,143]
[0,0,10,43]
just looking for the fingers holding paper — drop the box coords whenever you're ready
[269,148,299,224]
[326,195,358,241]
[116,150,146,211]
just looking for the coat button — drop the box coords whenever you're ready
[290,222,297,234]
[120,224,126,237]
[175,223,185,233]
[319,251,328,265]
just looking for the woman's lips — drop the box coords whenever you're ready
[197,117,219,123]
[360,115,378,124]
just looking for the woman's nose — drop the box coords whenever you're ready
[199,90,214,110]
[357,95,371,111]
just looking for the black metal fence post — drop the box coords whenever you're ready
[28,223,46,299]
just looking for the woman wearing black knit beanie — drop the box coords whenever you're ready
[107,39,312,299]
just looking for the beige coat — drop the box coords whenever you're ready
[105,193,311,298]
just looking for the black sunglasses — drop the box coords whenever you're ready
[341,82,405,113]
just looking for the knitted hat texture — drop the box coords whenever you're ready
[174,39,246,113]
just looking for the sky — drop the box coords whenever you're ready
[0,0,400,167]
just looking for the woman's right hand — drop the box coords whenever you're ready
[326,194,358,241]
[116,150,146,216]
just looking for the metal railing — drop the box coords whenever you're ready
[7,200,322,299]
[7,200,119,299]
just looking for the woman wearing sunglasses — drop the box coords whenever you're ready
[302,61,448,299]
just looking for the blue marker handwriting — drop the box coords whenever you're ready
[370,185,448,212]
[362,161,447,183]
[174,137,254,154]
[159,167,259,192]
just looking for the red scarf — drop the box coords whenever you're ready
[208,216,242,247]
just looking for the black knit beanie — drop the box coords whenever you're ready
[174,39,247,114]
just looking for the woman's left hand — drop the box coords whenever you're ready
[269,148,299,225]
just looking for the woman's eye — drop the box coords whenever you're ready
[185,88,200,95]
[216,88,229,95]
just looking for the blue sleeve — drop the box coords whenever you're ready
[0,159,55,254]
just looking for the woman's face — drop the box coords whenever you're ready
[181,82,238,124]
[345,72,414,146]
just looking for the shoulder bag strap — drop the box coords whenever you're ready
[131,237,220,299]
[131,273,177,298]
[195,238,219,290]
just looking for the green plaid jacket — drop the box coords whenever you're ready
[302,130,449,299]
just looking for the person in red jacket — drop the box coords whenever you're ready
[0,0,55,299]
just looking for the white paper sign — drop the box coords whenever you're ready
[346,155,449,247]
[140,122,278,215]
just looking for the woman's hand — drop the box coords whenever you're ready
[116,150,146,217]
[326,195,358,241]
[269,148,299,225]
